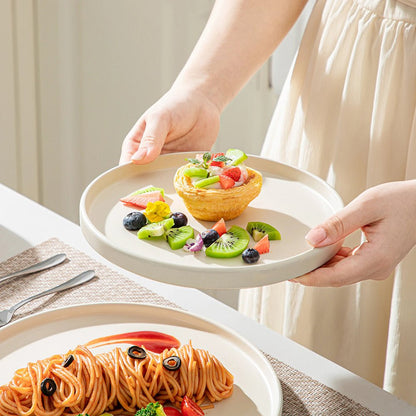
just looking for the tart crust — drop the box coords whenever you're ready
[174,164,262,221]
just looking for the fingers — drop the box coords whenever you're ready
[119,118,145,164]
[119,112,171,165]
[132,112,171,164]
[305,196,381,248]
[291,242,393,287]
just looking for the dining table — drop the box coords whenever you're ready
[1,181,415,416]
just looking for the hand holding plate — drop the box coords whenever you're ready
[292,180,416,287]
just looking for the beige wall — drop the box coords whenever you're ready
[0,0,39,201]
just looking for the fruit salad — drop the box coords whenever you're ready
[120,185,281,265]
[183,149,249,190]
[174,149,263,221]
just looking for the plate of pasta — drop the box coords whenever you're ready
[0,303,282,416]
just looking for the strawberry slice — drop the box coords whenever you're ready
[254,234,270,254]
[211,152,224,159]
[120,190,164,209]
[212,218,227,236]
[223,167,241,181]
[210,152,225,167]
[219,174,235,189]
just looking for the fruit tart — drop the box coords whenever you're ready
[174,149,262,221]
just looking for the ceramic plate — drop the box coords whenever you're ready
[0,303,282,416]
[80,153,343,288]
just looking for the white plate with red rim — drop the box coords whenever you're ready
[0,303,282,416]
[79,152,344,289]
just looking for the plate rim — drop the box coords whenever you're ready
[0,302,283,416]
[80,153,344,288]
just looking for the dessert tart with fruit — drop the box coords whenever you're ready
[174,149,262,221]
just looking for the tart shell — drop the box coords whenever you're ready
[174,164,263,221]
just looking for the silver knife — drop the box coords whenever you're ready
[0,253,67,285]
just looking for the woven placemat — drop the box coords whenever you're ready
[0,238,379,416]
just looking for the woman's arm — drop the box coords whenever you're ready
[174,0,309,111]
[120,0,308,164]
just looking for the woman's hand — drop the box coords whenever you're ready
[292,180,416,287]
[120,86,221,164]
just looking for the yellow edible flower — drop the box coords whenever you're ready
[144,201,171,222]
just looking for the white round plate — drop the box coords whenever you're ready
[80,153,343,288]
[0,303,282,416]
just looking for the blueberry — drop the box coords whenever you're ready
[242,248,260,264]
[123,212,147,231]
[201,229,220,247]
[170,212,188,228]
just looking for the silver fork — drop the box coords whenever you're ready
[0,270,95,327]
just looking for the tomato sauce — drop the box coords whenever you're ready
[84,331,180,353]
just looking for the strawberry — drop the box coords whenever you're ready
[223,167,241,181]
[210,152,225,167]
[253,234,270,254]
[219,174,235,189]
[212,218,227,236]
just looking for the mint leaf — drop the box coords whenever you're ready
[186,158,200,165]
[213,155,231,162]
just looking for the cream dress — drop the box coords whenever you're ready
[239,0,416,406]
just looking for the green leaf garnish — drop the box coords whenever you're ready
[186,158,201,165]
[213,155,231,162]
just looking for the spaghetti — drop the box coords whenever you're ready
[0,342,233,416]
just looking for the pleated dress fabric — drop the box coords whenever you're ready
[239,0,416,406]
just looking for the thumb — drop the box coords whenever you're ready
[305,199,374,247]
[131,113,170,164]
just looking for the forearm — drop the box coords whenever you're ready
[173,0,308,111]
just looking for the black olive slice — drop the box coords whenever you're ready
[163,356,181,371]
[62,354,74,368]
[127,346,147,360]
[41,378,57,396]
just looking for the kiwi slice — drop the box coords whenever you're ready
[137,218,174,239]
[184,167,208,178]
[166,225,194,250]
[205,226,250,258]
[194,175,220,188]
[246,222,281,242]
[225,148,247,166]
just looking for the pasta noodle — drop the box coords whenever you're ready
[0,342,233,416]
